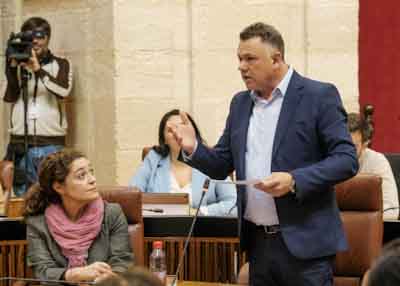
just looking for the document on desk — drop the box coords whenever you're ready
[210,178,261,186]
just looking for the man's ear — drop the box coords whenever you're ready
[52,181,65,195]
[271,51,282,65]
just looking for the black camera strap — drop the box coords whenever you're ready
[31,51,54,151]
[32,71,39,150]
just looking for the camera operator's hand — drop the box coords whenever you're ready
[8,58,18,68]
[20,49,40,72]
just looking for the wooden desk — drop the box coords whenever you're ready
[145,237,241,283]
[144,216,243,283]
[166,276,238,286]
[0,216,243,283]
[0,217,30,282]
[3,216,400,284]
[176,282,237,286]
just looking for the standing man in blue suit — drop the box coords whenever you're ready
[169,22,358,286]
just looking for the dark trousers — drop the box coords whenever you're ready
[247,223,334,286]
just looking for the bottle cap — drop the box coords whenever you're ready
[153,240,163,249]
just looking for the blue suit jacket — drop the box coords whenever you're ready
[129,150,237,216]
[187,71,358,259]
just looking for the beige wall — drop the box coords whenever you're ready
[0,0,359,186]
[0,1,22,158]
[0,0,117,185]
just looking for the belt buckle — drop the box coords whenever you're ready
[263,225,279,234]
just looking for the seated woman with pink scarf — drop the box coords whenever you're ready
[24,149,133,283]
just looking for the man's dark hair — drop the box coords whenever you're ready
[347,113,371,143]
[21,17,51,38]
[240,22,285,60]
[368,238,400,286]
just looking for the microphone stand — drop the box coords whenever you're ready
[20,65,30,194]
[0,277,95,285]
[171,179,210,286]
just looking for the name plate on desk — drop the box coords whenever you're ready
[142,193,189,216]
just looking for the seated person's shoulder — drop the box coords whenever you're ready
[104,202,124,217]
[364,148,389,163]
[145,149,162,160]
[26,214,47,233]
[143,149,166,170]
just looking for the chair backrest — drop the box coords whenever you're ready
[384,153,400,217]
[98,185,144,266]
[0,160,14,216]
[333,174,383,286]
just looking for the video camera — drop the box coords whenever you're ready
[6,30,46,63]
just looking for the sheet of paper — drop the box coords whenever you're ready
[209,178,261,186]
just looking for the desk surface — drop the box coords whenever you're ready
[384,219,400,223]
[178,282,237,286]
[166,276,237,286]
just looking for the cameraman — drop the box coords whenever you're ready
[2,17,73,196]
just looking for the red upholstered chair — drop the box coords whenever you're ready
[0,160,14,216]
[333,174,383,286]
[98,185,144,266]
[237,174,383,286]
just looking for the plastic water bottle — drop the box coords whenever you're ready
[150,240,167,285]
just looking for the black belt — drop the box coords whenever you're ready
[10,135,65,146]
[256,224,281,234]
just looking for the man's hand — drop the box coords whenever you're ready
[9,58,18,68]
[253,172,294,197]
[167,111,197,155]
[20,49,40,72]
[94,271,117,284]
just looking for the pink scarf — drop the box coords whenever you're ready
[45,197,104,268]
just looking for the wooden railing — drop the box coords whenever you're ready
[0,240,32,286]
[144,237,245,283]
[0,238,244,284]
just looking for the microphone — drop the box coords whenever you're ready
[143,208,164,213]
[170,178,210,286]
[0,277,95,285]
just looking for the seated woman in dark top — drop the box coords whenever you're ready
[24,149,133,283]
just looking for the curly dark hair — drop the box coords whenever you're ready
[240,22,285,60]
[152,109,205,158]
[23,149,86,217]
[347,112,372,143]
